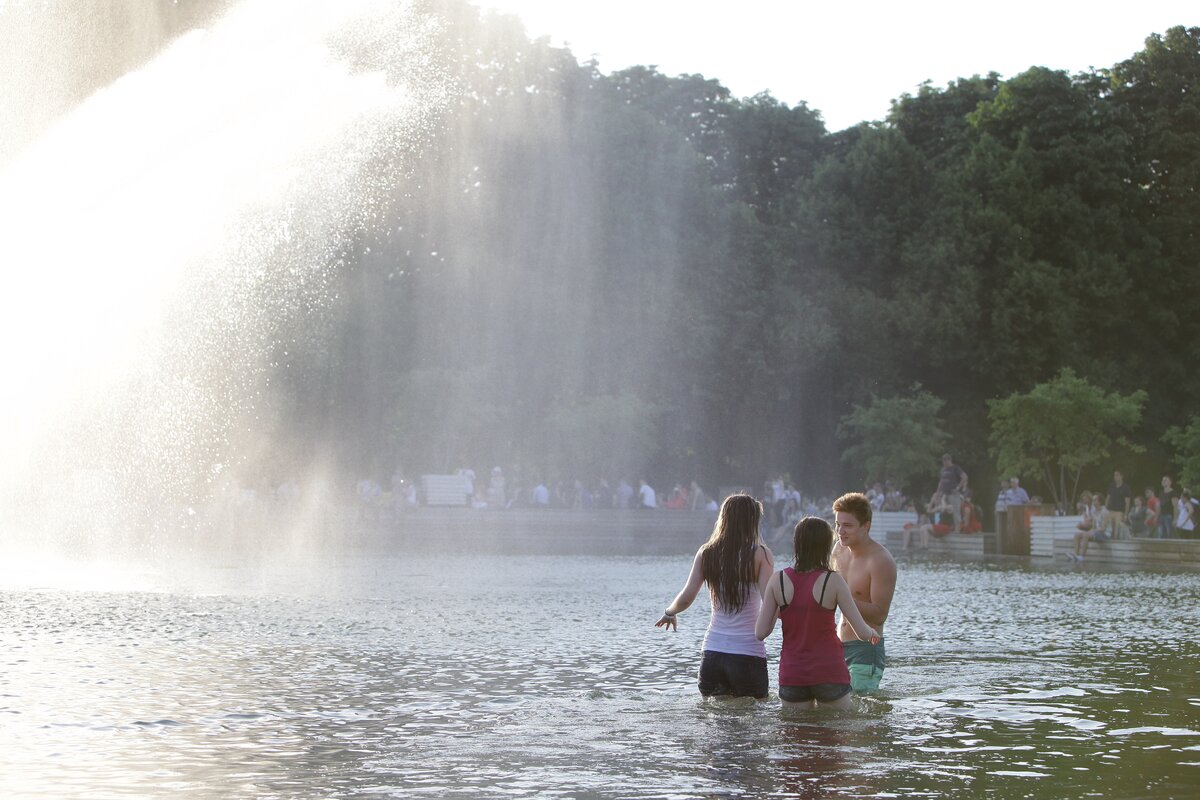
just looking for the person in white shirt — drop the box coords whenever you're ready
[638,479,658,509]
[656,494,775,698]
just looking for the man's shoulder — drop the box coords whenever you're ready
[865,539,896,568]
[849,537,895,568]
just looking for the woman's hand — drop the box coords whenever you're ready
[655,613,678,631]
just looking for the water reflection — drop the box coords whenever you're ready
[1,546,1198,797]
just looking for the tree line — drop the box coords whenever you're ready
[262,1,1199,502]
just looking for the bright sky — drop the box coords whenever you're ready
[476,1,1196,131]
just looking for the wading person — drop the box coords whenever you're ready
[655,493,775,698]
[756,516,879,709]
[831,492,896,693]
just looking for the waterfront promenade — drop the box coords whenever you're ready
[370,507,1200,568]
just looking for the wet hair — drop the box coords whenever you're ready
[701,493,762,612]
[793,516,834,572]
[832,492,872,528]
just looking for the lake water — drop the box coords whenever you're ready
[2,521,1198,798]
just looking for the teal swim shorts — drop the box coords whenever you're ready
[843,638,886,693]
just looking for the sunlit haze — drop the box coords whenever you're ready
[0,0,444,553]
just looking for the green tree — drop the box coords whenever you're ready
[548,392,660,480]
[1163,417,1200,488]
[837,386,949,494]
[389,367,508,474]
[987,369,1147,507]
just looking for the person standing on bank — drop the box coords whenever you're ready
[1175,490,1196,538]
[1157,476,1177,539]
[756,516,880,709]
[831,492,896,693]
[655,493,775,698]
[937,454,969,532]
[1105,470,1132,539]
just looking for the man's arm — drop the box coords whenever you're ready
[855,554,897,628]
[957,468,969,492]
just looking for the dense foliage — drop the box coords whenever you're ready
[269,3,1199,500]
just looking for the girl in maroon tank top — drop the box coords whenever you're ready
[755,516,879,709]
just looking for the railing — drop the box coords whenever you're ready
[1032,514,1200,566]
[419,474,472,506]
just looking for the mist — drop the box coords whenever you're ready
[2,1,1195,557]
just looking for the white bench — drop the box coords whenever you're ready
[871,511,918,534]
[873,510,997,556]
[1031,515,1083,558]
[420,474,471,507]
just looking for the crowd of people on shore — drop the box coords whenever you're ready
[1070,471,1197,560]
[231,454,1199,554]
[346,466,847,526]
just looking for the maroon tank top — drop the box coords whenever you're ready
[779,567,851,687]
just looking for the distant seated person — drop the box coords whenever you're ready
[866,482,885,510]
[883,483,906,511]
[664,484,689,510]
[1127,495,1150,537]
[1142,487,1159,537]
[958,500,983,534]
[926,493,954,537]
[902,504,931,550]
[1071,494,1109,561]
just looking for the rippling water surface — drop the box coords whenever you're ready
[2,524,1198,798]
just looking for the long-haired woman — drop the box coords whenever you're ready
[755,516,878,709]
[655,493,775,698]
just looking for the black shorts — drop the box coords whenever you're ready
[697,650,768,699]
[778,683,852,703]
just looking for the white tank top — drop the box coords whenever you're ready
[702,586,765,658]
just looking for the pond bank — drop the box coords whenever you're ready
[376,508,1200,568]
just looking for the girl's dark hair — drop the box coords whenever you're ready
[793,516,834,572]
[701,493,762,612]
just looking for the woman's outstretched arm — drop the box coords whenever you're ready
[655,547,706,631]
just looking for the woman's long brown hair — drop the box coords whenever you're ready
[700,493,762,612]
[793,516,834,572]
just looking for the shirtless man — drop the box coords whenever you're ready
[831,491,897,693]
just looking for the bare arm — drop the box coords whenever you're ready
[855,554,897,628]
[655,547,706,631]
[831,573,878,642]
[755,570,783,640]
[755,544,775,598]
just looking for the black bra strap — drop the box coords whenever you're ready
[778,570,789,609]
[818,570,834,606]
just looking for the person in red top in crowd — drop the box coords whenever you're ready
[1143,487,1160,535]
[959,499,983,533]
[664,483,690,509]
[755,516,878,709]
[926,493,955,537]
